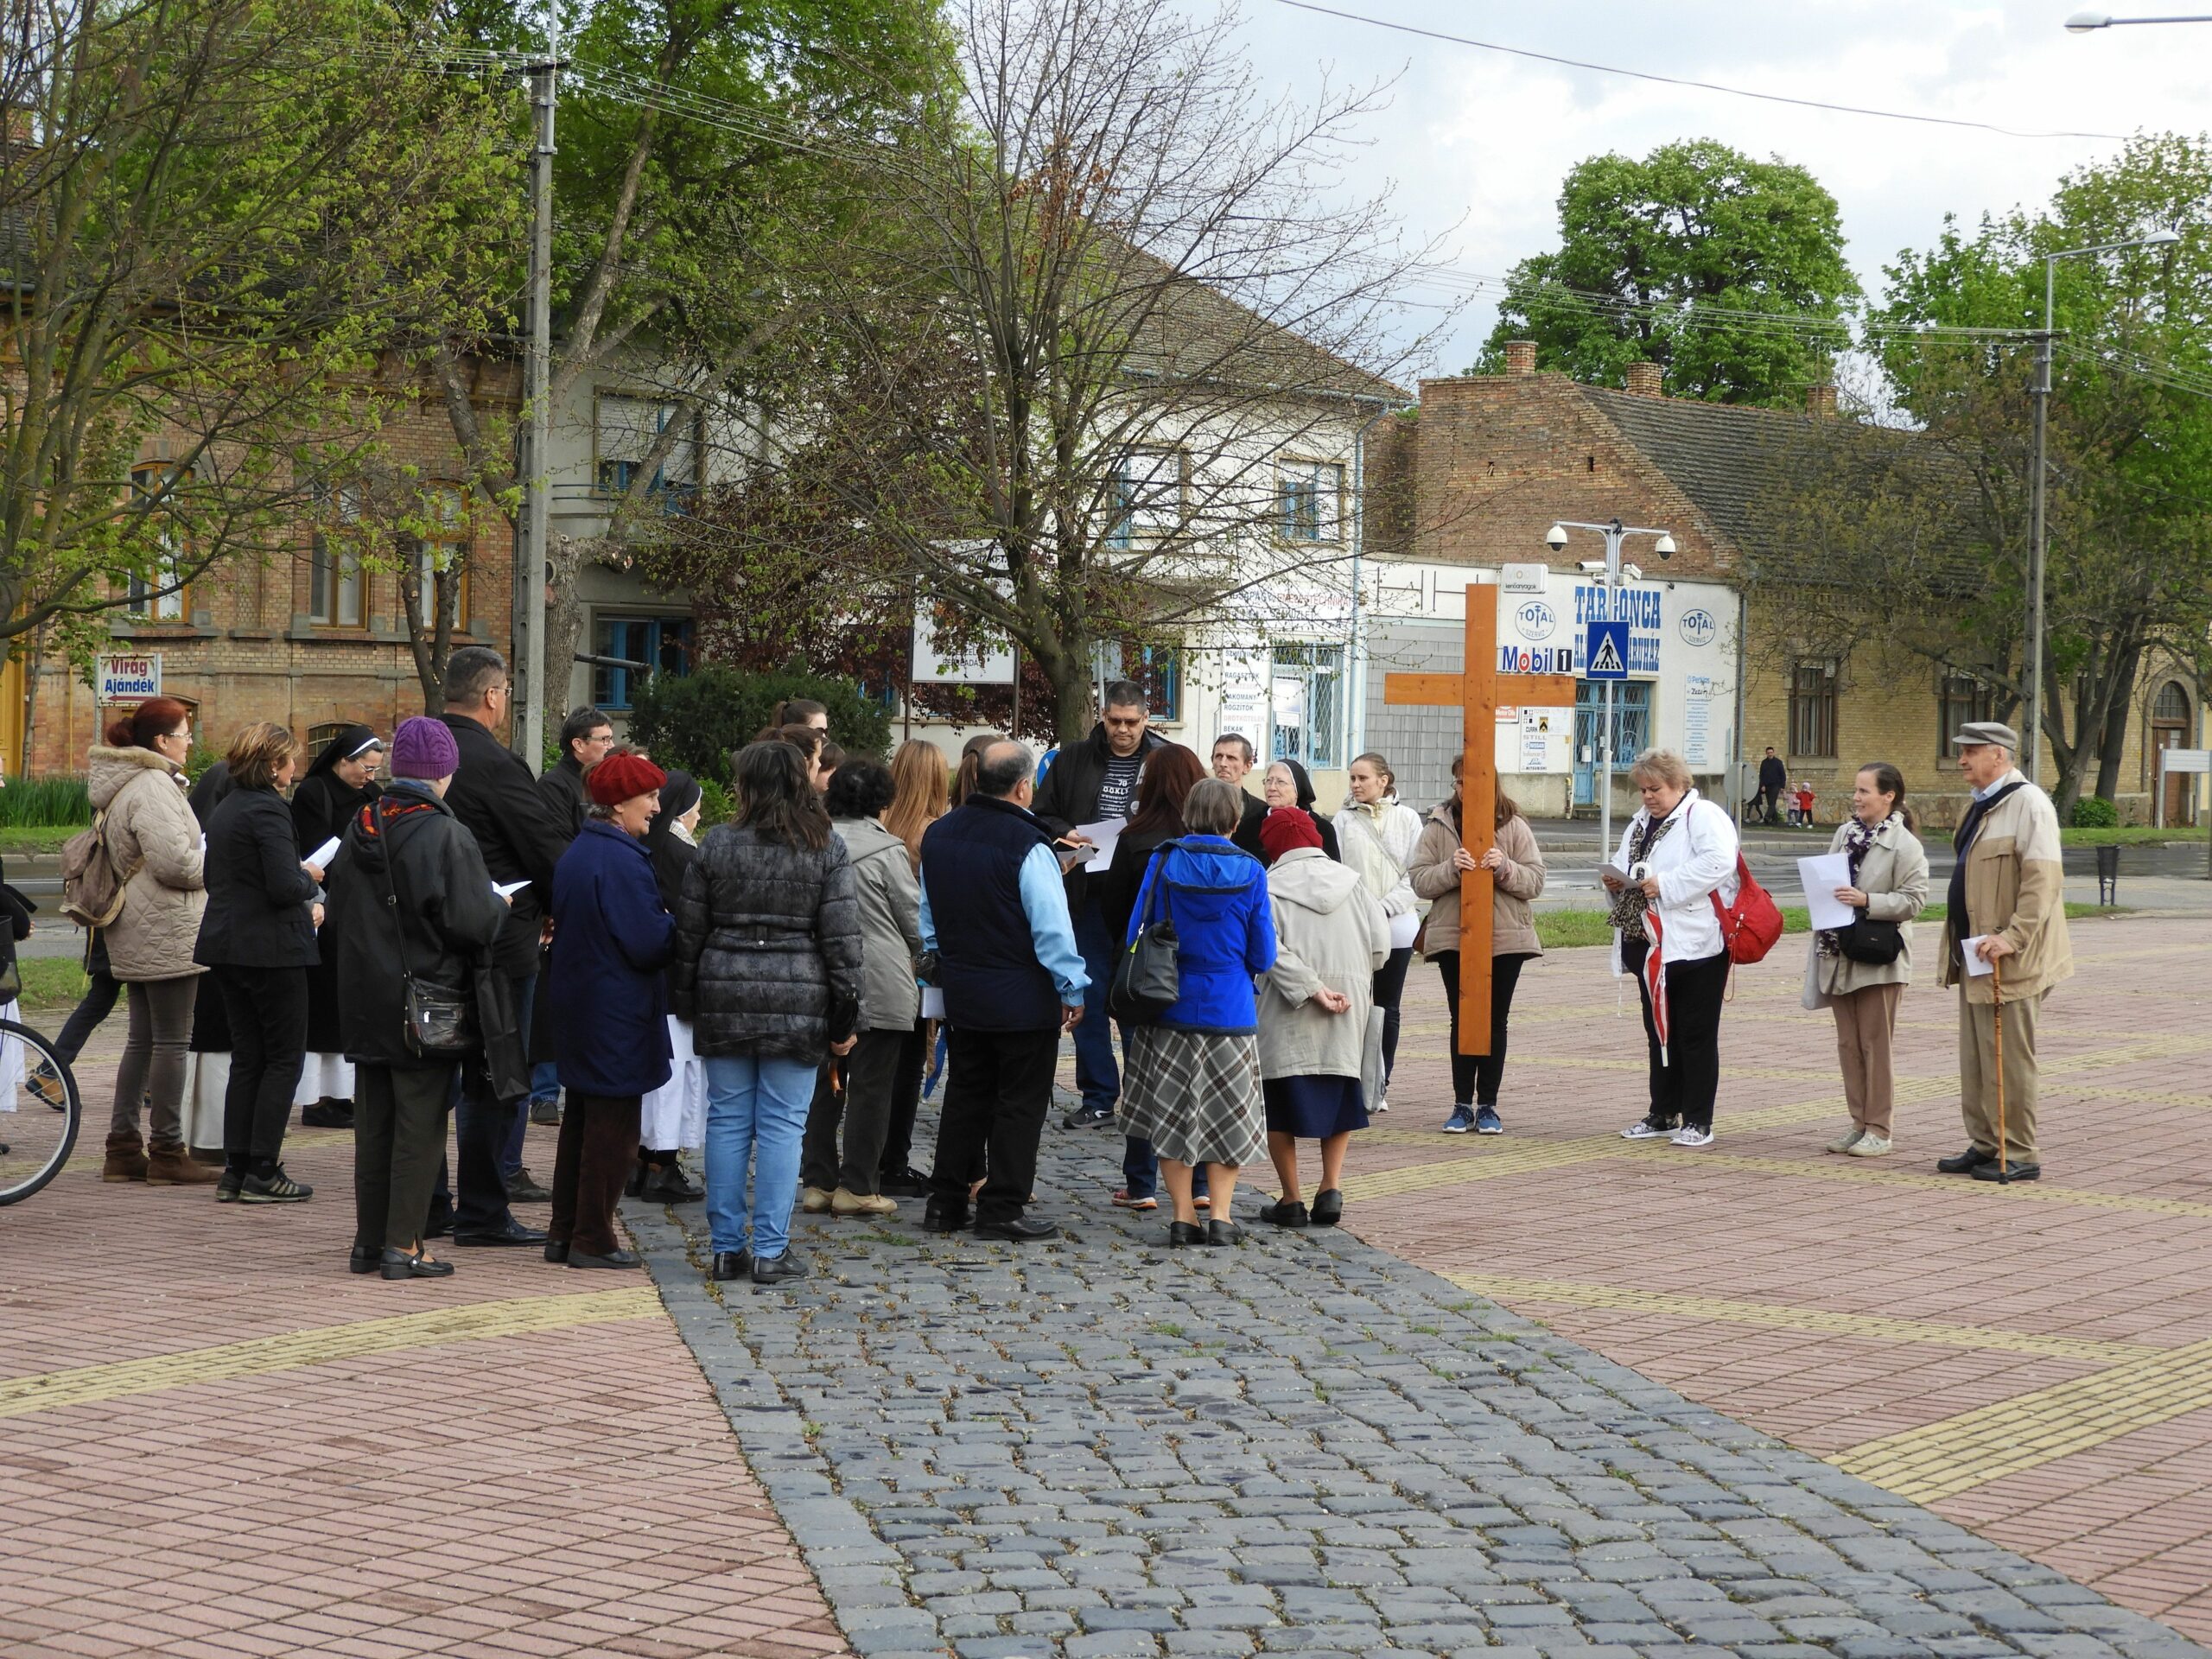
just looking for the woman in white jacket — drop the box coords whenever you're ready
[1334,752,1421,1110]
[1599,749,1740,1149]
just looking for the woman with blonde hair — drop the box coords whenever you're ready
[877,741,949,1195]
[1601,748,1740,1149]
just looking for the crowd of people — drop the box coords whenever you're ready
[70,656,2075,1282]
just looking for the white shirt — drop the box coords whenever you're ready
[1610,787,1742,969]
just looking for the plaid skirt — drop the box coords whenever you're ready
[1118,1026,1265,1167]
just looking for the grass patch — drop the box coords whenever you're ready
[19,957,87,1010]
[0,776,90,830]
[0,824,88,856]
[1535,900,2115,951]
[2060,825,2199,847]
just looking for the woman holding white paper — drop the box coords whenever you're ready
[289,724,382,1129]
[1335,753,1422,1111]
[1803,763,1928,1158]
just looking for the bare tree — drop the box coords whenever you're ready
[650,0,1453,742]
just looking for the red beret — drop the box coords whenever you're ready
[587,751,667,806]
[1259,806,1322,863]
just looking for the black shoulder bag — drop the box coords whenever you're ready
[1836,914,1904,965]
[373,798,480,1058]
[1108,842,1182,1026]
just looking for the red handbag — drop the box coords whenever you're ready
[1711,852,1784,964]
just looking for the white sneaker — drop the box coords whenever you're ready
[1826,1128,1865,1154]
[1621,1118,1673,1141]
[1670,1125,1716,1149]
[1373,1088,1389,1114]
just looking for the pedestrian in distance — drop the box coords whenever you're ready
[634,768,707,1203]
[1259,758,1340,862]
[800,758,924,1219]
[1117,778,1276,1245]
[195,721,324,1204]
[1095,742,1209,1214]
[918,740,1088,1242]
[877,739,949,1198]
[1604,749,1741,1150]
[1408,755,1547,1135]
[1334,752,1421,1111]
[1936,722,2072,1182]
[1209,733,1268,855]
[437,646,565,1249]
[546,752,675,1270]
[1803,763,1929,1159]
[1255,808,1384,1228]
[1031,682,1165,1131]
[289,723,382,1130]
[1756,747,1787,824]
[88,696,219,1188]
[677,740,862,1287]
[330,716,510,1280]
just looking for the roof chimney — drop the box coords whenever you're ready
[1624,360,1663,397]
[1807,383,1837,417]
[1503,340,1536,378]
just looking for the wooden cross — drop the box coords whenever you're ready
[1382,586,1576,1055]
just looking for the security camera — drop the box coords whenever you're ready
[1545,524,1568,553]
[1656,532,1675,560]
[1578,559,1606,577]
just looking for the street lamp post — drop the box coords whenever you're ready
[1545,518,1675,863]
[2025,231,2180,786]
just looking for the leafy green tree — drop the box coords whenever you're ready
[1473,139,1859,407]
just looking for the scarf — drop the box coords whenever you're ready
[1606,807,1678,943]
[1946,779,2028,963]
[1816,813,1894,957]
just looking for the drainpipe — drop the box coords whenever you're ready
[1732,589,1750,817]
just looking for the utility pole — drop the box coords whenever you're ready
[1547,518,1675,862]
[514,57,559,772]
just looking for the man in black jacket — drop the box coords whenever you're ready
[1756,747,1787,824]
[1211,733,1268,856]
[435,646,570,1245]
[1028,681,1163,1128]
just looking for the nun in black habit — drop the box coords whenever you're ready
[290,724,383,1128]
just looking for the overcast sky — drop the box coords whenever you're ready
[1220,0,2208,380]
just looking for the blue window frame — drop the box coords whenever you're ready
[593,615,694,710]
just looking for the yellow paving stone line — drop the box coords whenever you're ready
[1442,1272,2157,1364]
[2044,1082,2212,1112]
[0,1288,664,1420]
[1692,1153,2212,1219]
[1831,1337,2212,1503]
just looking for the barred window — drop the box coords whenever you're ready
[1789,660,1837,759]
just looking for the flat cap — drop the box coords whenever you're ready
[1952,721,2019,753]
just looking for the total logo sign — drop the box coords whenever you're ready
[1678,607,1718,648]
[1512,599,1558,643]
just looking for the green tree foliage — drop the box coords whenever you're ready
[0,0,515,660]
[626,661,892,785]
[1473,139,1859,407]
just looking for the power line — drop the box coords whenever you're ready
[1271,0,2131,143]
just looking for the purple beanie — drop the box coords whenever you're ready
[389,715,461,780]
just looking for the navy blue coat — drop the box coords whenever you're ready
[550,819,676,1096]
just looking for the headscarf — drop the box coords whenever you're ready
[304,722,382,782]
[1276,756,1319,815]
[645,769,702,912]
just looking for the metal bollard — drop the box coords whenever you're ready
[2096,843,2120,906]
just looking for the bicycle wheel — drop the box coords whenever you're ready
[0,1020,81,1205]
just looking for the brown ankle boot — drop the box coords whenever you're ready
[103,1130,149,1183]
[146,1141,219,1185]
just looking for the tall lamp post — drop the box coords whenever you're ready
[1545,518,1675,863]
[2024,231,2180,785]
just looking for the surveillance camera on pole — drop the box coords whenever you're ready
[1546,524,1569,554]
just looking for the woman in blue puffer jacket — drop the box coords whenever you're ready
[1116,778,1277,1248]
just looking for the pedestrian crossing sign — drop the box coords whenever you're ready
[1584,620,1630,680]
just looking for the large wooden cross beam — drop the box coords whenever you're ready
[1383,586,1575,1055]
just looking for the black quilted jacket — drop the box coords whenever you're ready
[672,823,862,1061]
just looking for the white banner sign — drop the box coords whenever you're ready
[96,652,162,704]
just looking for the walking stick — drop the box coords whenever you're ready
[1991,957,2009,1185]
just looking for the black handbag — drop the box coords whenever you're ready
[1837,913,1904,965]
[474,963,530,1104]
[1108,843,1182,1025]
[373,798,480,1059]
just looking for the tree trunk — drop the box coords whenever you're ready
[544,532,588,737]
[2094,646,2142,805]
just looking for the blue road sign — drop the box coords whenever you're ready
[1584,620,1630,681]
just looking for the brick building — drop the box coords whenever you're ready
[18,363,522,777]
[1366,351,2203,827]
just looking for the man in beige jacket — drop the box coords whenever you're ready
[1936,721,2072,1182]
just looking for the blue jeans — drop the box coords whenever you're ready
[703,1052,817,1260]
[529,1060,560,1108]
[1071,899,1120,1114]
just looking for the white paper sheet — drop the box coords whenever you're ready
[493,878,531,899]
[1073,817,1125,872]
[1961,936,1995,977]
[1796,853,1856,931]
[919,986,945,1020]
[306,836,341,871]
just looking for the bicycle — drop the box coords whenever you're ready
[0,1020,83,1205]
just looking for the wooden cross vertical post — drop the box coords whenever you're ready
[1382,588,1576,1054]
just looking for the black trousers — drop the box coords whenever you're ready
[54,933,121,1069]
[444,969,531,1236]
[354,1062,454,1254]
[802,1027,904,1195]
[215,964,308,1174]
[1433,950,1531,1107]
[1621,940,1730,1129]
[550,1090,641,1258]
[877,1019,929,1182]
[929,1026,1058,1224]
[1372,944,1414,1085]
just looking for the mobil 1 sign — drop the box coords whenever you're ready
[96,652,162,704]
[1583,620,1630,681]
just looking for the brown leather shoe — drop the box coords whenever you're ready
[146,1141,220,1185]
[102,1130,149,1183]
